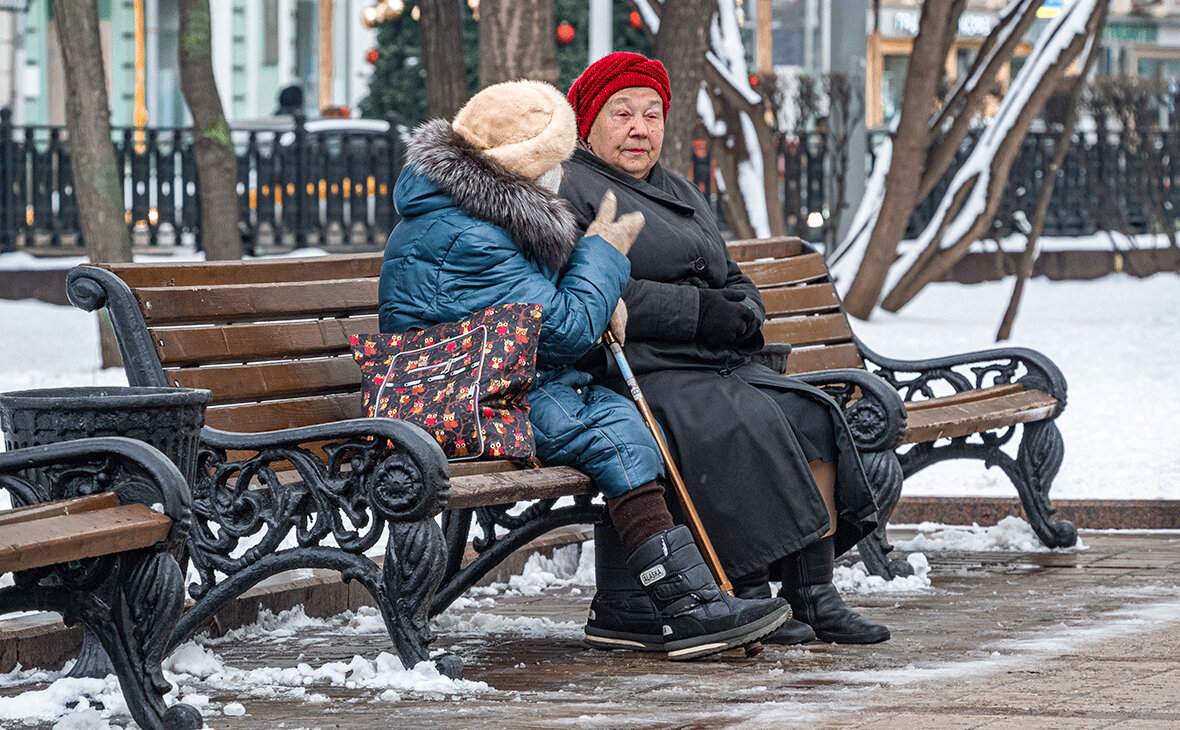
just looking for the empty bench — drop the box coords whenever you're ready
[0,437,200,730]
[67,257,601,679]
[729,236,1072,575]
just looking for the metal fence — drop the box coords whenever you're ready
[0,108,404,255]
[2,107,1177,256]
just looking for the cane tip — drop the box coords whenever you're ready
[743,641,763,658]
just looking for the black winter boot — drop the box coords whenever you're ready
[585,522,665,651]
[627,526,791,660]
[779,536,891,644]
[732,568,816,645]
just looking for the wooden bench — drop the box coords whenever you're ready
[0,437,201,730]
[67,258,601,679]
[728,237,1072,575]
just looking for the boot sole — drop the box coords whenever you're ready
[813,628,891,644]
[664,605,793,661]
[583,629,665,652]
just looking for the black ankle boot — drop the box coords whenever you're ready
[627,526,791,660]
[779,536,890,644]
[732,568,816,645]
[585,522,665,652]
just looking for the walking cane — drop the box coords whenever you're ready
[601,330,732,593]
[602,329,764,657]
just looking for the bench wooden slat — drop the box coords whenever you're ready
[448,466,592,510]
[762,314,855,349]
[905,383,1027,412]
[903,389,1059,443]
[742,253,829,288]
[166,357,362,405]
[726,237,803,263]
[205,392,364,432]
[0,504,172,574]
[0,493,120,528]
[760,283,843,317]
[102,253,382,288]
[134,279,380,325]
[152,316,379,366]
[783,342,864,374]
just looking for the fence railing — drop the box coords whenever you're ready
[1,108,1176,257]
[0,108,404,255]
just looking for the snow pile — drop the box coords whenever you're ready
[0,674,130,725]
[466,541,595,599]
[832,552,932,594]
[166,642,489,700]
[894,515,1087,553]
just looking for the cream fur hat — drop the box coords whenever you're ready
[452,80,577,180]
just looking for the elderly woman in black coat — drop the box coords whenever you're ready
[559,52,890,645]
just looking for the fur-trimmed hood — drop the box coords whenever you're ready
[400,119,579,272]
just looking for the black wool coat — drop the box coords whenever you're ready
[559,149,878,578]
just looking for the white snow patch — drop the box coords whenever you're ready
[893,516,1088,553]
[805,597,1180,688]
[832,552,932,594]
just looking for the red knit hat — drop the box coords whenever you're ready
[567,52,670,140]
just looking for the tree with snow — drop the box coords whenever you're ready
[833,0,1111,321]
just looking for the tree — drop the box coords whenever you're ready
[419,0,469,120]
[833,0,1110,319]
[178,0,242,260]
[52,0,130,265]
[54,0,129,368]
[478,0,559,87]
[633,0,784,239]
[361,0,648,126]
[644,1,712,179]
[881,0,1109,313]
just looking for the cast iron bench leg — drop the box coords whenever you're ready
[1012,419,1076,548]
[857,450,914,579]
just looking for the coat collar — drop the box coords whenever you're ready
[404,120,579,272]
[570,149,697,216]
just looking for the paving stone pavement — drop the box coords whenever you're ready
[2,530,1179,729]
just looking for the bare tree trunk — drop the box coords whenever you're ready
[178,0,242,260]
[647,0,712,178]
[882,0,1108,312]
[841,1,962,319]
[996,59,1094,341]
[53,0,130,264]
[478,0,558,88]
[420,0,468,120]
[53,0,129,369]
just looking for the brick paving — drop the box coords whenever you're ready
[2,530,1179,729]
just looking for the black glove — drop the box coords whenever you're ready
[696,288,759,348]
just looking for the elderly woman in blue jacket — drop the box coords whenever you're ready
[377,80,788,660]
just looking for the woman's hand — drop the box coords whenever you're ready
[696,289,759,348]
[584,190,644,256]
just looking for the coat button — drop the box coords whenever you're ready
[692,257,707,272]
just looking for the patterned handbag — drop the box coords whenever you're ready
[350,303,543,463]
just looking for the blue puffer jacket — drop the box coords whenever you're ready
[377,120,661,495]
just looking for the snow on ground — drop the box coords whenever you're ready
[852,272,1180,500]
[893,515,1088,553]
[3,270,1176,500]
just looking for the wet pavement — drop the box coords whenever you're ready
[3,529,1179,729]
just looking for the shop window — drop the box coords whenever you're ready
[882,54,909,124]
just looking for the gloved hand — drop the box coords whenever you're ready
[584,190,645,256]
[696,288,759,348]
[608,299,628,344]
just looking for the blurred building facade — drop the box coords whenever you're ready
[0,0,378,127]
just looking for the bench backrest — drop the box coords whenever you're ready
[95,236,858,433]
[727,237,864,374]
[98,253,384,433]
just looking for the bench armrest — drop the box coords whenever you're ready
[0,436,191,548]
[199,416,450,519]
[856,338,1068,416]
[790,368,907,452]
